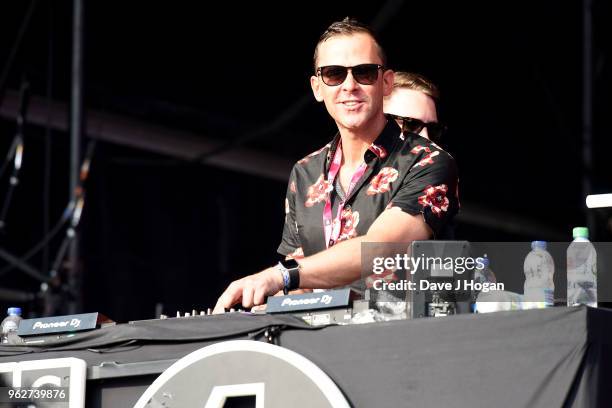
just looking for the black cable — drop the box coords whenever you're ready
[0,78,29,181]
[0,0,38,206]
[0,248,48,283]
[0,136,21,180]
[0,179,19,229]
[0,211,68,278]
[0,140,96,278]
[42,1,55,274]
[0,0,38,108]
[0,79,30,230]
[50,229,73,275]
[49,194,86,278]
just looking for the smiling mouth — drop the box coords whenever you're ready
[340,101,363,107]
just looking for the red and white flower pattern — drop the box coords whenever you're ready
[286,247,304,260]
[410,145,431,155]
[304,174,333,207]
[368,143,387,158]
[298,144,330,165]
[280,136,459,258]
[336,208,360,242]
[367,167,399,195]
[414,151,440,168]
[418,184,449,218]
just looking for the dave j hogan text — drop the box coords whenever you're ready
[372,279,505,292]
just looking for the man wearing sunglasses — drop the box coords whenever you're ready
[214,18,459,312]
[384,71,446,143]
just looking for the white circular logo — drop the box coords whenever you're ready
[133,340,350,408]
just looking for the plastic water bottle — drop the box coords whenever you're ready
[1,307,23,343]
[567,227,597,307]
[474,255,497,286]
[523,241,555,309]
[472,255,497,312]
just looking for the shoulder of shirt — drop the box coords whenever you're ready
[432,142,456,162]
[294,141,333,166]
[403,135,456,162]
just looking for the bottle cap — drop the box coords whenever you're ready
[476,256,490,267]
[7,307,21,316]
[572,227,589,239]
[531,241,547,250]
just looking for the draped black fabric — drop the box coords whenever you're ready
[281,307,611,408]
[0,306,610,407]
[0,313,316,355]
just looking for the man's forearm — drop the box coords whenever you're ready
[296,210,432,290]
[297,236,368,289]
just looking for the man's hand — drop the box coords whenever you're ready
[213,267,284,314]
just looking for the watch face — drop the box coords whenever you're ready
[281,259,299,270]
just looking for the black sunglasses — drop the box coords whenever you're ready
[316,64,383,86]
[389,114,447,142]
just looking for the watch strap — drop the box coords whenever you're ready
[277,259,301,294]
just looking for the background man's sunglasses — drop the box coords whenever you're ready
[390,114,447,141]
[316,64,383,86]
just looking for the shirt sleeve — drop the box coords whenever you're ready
[277,165,303,257]
[390,148,459,237]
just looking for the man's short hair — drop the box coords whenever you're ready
[313,17,387,72]
[390,71,440,102]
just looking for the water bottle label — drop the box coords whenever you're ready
[568,264,588,276]
[568,283,597,307]
[523,288,553,308]
[544,288,554,306]
[567,243,597,307]
[1,321,19,333]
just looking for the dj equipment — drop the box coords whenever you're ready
[17,312,114,337]
[3,313,114,346]
[266,288,364,326]
[407,240,473,318]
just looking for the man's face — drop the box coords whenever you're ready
[310,33,393,133]
[384,88,438,139]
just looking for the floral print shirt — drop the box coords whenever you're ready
[278,118,459,259]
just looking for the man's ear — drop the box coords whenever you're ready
[382,69,394,97]
[310,75,324,102]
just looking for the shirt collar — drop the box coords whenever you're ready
[326,117,402,167]
[364,116,402,163]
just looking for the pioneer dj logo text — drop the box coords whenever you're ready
[281,294,333,307]
[32,318,81,330]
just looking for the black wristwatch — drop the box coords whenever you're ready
[276,259,301,295]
